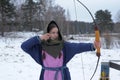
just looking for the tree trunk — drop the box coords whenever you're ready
[1,4,5,37]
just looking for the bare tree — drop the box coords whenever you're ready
[11,0,68,33]
[44,5,66,33]
[21,0,38,31]
[66,10,71,36]
[116,10,120,23]
[37,0,47,31]
[0,0,16,37]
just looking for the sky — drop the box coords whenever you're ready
[55,0,120,22]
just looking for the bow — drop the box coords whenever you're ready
[76,0,101,80]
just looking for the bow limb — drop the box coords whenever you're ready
[76,0,101,80]
[76,0,101,58]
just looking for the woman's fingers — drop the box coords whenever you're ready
[40,33,51,40]
[94,41,101,48]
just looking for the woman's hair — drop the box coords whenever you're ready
[42,21,63,60]
[47,20,62,40]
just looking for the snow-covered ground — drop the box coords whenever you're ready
[0,32,120,80]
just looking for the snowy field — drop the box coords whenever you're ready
[0,32,120,80]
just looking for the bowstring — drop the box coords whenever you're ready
[73,0,78,21]
[73,0,85,80]
[79,33,86,80]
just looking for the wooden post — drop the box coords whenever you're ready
[100,62,109,80]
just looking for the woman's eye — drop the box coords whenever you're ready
[51,32,58,34]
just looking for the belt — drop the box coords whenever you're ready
[42,66,67,80]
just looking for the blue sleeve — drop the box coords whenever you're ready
[21,36,41,52]
[21,36,42,65]
[65,42,95,54]
[64,41,95,63]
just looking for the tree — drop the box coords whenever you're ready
[14,0,69,33]
[37,0,47,31]
[21,0,47,31]
[0,0,16,36]
[44,5,66,34]
[95,10,115,49]
[66,10,71,36]
[95,9,114,33]
[21,0,38,31]
[116,10,120,23]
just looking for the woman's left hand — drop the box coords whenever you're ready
[94,41,101,49]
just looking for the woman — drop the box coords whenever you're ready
[21,20,100,80]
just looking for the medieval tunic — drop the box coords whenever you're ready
[21,36,95,80]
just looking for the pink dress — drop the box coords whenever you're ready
[42,50,63,80]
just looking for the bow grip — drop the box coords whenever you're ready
[95,27,100,57]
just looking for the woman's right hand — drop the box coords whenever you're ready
[40,33,50,41]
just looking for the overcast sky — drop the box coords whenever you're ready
[55,0,120,22]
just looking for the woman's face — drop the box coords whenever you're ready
[49,27,59,40]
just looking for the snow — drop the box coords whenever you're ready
[0,32,120,80]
